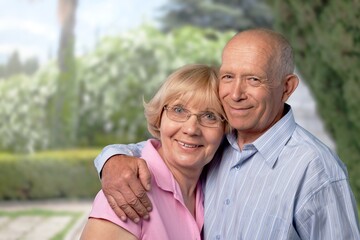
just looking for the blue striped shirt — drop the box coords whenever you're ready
[94,105,360,239]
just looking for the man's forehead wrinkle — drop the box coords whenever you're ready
[221,51,269,74]
[227,33,274,55]
[224,42,272,60]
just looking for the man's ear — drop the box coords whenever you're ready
[282,74,299,102]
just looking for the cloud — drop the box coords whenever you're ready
[78,1,119,28]
[77,1,156,34]
[0,18,57,41]
[0,0,166,63]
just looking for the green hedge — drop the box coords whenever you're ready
[272,0,360,204]
[0,149,101,200]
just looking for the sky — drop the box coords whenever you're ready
[0,0,167,64]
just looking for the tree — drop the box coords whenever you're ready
[271,0,360,206]
[50,0,79,148]
[0,65,4,79]
[22,57,40,75]
[158,0,273,32]
[0,52,39,78]
[27,0,79,149]
[6,51,22,77]
[0,25,234,152]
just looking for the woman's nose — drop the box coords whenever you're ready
[182,115,201,135]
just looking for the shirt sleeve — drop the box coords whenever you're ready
[89,190,142,238]
[295,180,360,239]
[94,141,146,176]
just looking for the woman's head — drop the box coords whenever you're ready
[145,64,229,138]
[145,64,227,172]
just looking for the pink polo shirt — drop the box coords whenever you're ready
[89,139,204,240]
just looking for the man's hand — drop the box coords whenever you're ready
[101,155,152,223]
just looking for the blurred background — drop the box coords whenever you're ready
[0,0,359,236]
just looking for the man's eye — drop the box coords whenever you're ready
[221,74,232,80]
[247,76,260,81]
[246,76,262,86]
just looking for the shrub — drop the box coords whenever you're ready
[0,149,101,200]
[272,0,360,204]
[0,25,235,153]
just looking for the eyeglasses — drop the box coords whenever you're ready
[163,105,224,128]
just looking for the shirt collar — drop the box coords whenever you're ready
[226,104,296,168]
[142,139,176,192]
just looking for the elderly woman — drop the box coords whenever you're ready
[81,64,228,240]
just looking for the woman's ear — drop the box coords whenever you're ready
[282,74,299,102]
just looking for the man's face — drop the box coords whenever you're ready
[219,35,286,143]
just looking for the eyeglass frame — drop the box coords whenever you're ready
[163,105,224,128]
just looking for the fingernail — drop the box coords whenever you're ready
[121,216,127,222]
[147,207,152,211]
[134,218,140,223]
[143,215,149,220]
[146,184,151,191]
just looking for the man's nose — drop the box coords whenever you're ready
[230,79,247,101]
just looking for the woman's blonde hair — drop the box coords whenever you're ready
[144,64,229,138]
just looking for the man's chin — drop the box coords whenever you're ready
[228,121,247,131]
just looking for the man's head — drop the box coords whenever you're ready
[219,28,299,146]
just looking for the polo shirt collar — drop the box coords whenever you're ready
[142,139,178,193]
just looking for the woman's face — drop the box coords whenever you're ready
[158,101,224,174]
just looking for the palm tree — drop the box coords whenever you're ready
[51,0,79,148]
[57,0,77,73]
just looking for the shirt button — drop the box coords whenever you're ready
[225,199,230,205]
[216,235,221,240]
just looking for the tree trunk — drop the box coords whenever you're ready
[50,0,78,148]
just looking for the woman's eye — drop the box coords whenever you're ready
[173,106,184,113]
[203,112,217,120]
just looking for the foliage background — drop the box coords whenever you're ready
[0,26,234,153]
[0,0,359,208]
[271,0,360,204]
